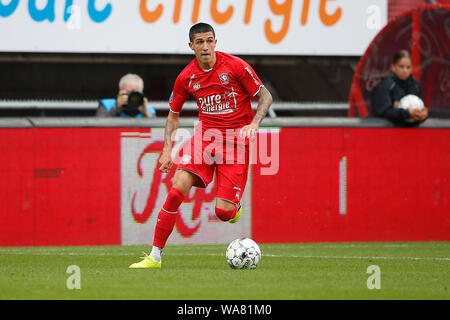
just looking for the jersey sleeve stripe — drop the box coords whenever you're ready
[253,85,264,97]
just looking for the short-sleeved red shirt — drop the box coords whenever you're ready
[169,51,263,132]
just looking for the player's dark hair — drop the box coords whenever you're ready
[189,23,215,42]
[393,50,411,64]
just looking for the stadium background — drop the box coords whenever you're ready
[0,0,449,247]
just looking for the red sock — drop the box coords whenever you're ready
[215,207,236,222]
[153,187,184,248]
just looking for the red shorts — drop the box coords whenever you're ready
[175,131,249,204]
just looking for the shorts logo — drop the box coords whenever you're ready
[193,82,201,91]
[181,155,192,165]
[219,72,229,85]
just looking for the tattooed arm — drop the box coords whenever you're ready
[239,86,273,139]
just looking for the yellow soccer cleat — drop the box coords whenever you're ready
[228,202,242,224]
[129,253,161,269]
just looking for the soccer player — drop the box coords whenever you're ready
[129,22,273,268]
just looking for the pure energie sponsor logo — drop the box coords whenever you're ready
[198,89,238,114]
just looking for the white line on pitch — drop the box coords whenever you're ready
[0,251,448,261]
[261,254,450,261]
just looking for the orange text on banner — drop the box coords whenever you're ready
[139,0,343,44]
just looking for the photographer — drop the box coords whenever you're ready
[96,73,156,118]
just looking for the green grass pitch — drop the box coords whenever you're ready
[0,242,448,300]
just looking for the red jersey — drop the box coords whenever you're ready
[169,51,263,132]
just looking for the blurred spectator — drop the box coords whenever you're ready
[371,50,428,124]
[96,73,156,118]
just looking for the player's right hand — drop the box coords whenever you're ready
[158,151,173,173]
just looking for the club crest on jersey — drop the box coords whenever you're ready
[193,82,201,91]
[218,72,229,85]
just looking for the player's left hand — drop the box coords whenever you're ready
[239,122,258,140]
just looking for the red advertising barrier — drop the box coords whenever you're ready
[0,126,448,246]
[252,127,450,243]
[0,128,121,246]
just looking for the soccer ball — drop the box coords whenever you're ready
[398,94,424,110]
[226,238,261,269]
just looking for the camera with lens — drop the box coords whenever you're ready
[122,91,145,116]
